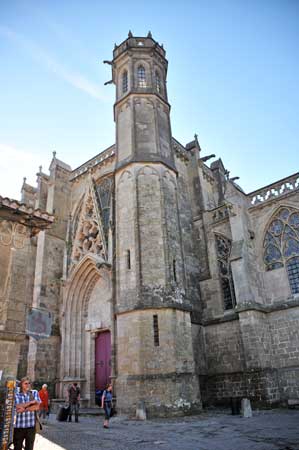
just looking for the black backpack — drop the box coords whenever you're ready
[95,389,104,407]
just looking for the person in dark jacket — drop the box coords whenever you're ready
[67,382,80,422]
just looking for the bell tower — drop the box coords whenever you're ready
[112,31,175,171]
[111,32,201,416]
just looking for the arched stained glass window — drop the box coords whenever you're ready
[263,207,299,294]
[137,65,146,88]
[155,71,161,93]
[122,70,128,93]
[215,234,236,310]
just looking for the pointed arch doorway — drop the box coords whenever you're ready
[60,254,113,402]
[95,330,111,390]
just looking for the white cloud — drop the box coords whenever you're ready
[0,25,108,101]
[0,143,50,201]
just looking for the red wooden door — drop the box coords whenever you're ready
[95,331,111,389]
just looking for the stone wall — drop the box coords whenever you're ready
[138,166,166,288]
[116,308,201,416]
[27,232,65,383]
[203,319,244,374]
[199,306,299,405]
[239,310,272,369]
[0,339,22,379]
[269,307,299,369]
[278,367,299,401]
[0,223,37,382]
[27,158,72,385]
[115,167,138,311]
[17,337,29,379]
[200,368,280,406]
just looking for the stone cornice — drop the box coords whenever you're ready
[70,145,115,181]
[199,311,239,326]
[0,196,54,234]
[0,330,27,342]
[236,298,299,314]
[196,297,299,326]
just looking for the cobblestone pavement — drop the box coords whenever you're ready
[34,409,299,450]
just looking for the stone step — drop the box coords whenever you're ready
[80,408,103,416]
[287,399,299,408]
[50,399,103,416]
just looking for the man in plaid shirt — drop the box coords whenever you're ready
[14,376,41,450]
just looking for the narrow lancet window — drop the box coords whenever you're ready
[173,259,177,283]
[122,70,128,93]
[127,249,131,270]
[155,71,161,93]
[153,315,160,346]
[137,65,146,88]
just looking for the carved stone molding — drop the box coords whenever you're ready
[0,220,29,249]
[249,173,299,206]
[71,192,105,267]
[70,177,112,271]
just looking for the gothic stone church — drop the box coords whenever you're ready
[1,33,299,416]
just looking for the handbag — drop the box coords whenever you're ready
[29,391,43,432]
[35,413,43,433]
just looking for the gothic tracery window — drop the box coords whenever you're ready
[95,177,113,246]
[215,234,236,310]
[122,70,128,93]
[263,207,299,294]
[137,65,146,88]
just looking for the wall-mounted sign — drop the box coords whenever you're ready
[26,307,52,339]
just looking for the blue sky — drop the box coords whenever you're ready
[0,0,298,200]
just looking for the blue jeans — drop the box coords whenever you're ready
[104,401,112,420]
[39,408,47,420]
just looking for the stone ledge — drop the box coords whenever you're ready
[288,399,299,408]
[124,371,194,382]
[198,298,299,326]
[0,330,26,342]
[200,312,238,326]
[116,302,192,316]
[236,298,299,314]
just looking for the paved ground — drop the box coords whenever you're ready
[35,409,299,450]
